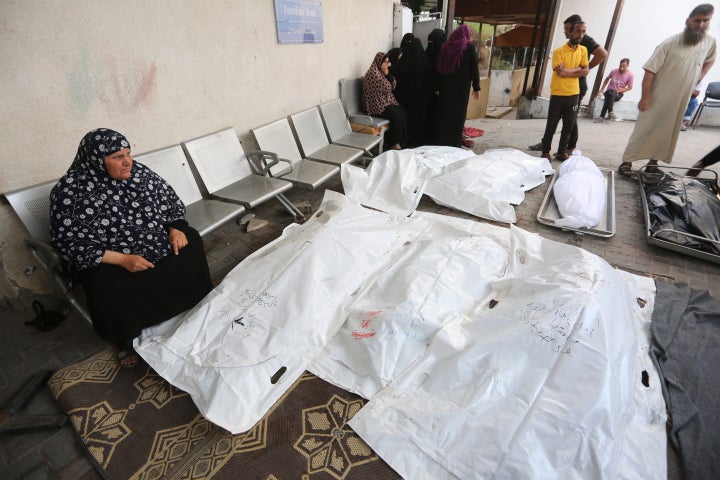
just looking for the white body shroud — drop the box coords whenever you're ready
[341,147,553,223]
[136,190,666,480]
[552,150,606,229]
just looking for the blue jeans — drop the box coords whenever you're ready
[600,89,623,118]
[684,96,699,121]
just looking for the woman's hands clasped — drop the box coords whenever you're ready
[120,254,155,272]
[102,250,154,272]
[102,227,188,273]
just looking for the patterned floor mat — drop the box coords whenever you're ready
[48,348,401,480]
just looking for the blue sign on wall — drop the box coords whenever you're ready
[274,0,324,44]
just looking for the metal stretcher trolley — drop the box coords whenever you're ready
[536,167,616,238]
[638,166,720,264]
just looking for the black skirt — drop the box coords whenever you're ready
[77,226,212,346]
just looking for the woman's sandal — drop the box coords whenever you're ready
[462,126,485,138]
[117,349,140,368]
[617,162,633,177]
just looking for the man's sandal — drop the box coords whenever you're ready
[117,349,140,368]
[618,162,633,177]
[643,162,663,174]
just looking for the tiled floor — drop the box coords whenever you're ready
[1,115,718,479]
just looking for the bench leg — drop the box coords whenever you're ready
[276,194,306,223]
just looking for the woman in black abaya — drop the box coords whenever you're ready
[426,28,446,91]
[426,28,446,143]
[396,35,431,147]
[393,33,415,104]
[434,25,480,147]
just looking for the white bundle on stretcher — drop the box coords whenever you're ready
[553,150,605,229]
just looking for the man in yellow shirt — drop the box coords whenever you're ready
[540,22,590,161]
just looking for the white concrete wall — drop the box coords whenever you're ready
[0,0,397,301]
[542,0,614,103]
[489,70,514,105]
[542,0,720,105]
[393,4,414,47]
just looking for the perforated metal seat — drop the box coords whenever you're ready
[5,181,91,323]
[251,118,340,192]
[289,107,364,167]
[136,145,246,237]
[182,128,303,221]
[319,99,384,156]
[339,77,390,130]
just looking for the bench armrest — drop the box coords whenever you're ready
[347,113,376,125]
[246,150,293,176]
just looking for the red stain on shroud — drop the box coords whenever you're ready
[351,310,381,339]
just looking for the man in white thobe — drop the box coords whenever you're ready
[619,4,716,176]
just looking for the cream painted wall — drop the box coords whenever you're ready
[0,0,397,301]
[0,0,396,193]
[542,0,720,105]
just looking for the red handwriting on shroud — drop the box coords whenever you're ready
[351,310,381,339]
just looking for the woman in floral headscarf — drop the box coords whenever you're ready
[362,51,408,150]
[434,24,480,147]
[50,129,212,367]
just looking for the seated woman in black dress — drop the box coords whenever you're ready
[362,51,409,150]
[50,129,213,367]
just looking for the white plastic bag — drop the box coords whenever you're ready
[342,147,554,223]
[341,146,473,216]
[553,150,605,229]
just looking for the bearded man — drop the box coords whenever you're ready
[619,4,716,176]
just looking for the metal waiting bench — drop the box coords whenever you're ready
[136,144,247,237]
[5,180,92,323]
[182,127,305,222]
[318,98,384,157]
[250,117,340,192]
[339,77,390,134]
[4,140,266,323]
[288,107,365,167]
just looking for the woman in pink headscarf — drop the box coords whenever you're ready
[434,24,480,147]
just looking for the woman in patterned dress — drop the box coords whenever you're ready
[50,129,212,367]
[362,51,408,150]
